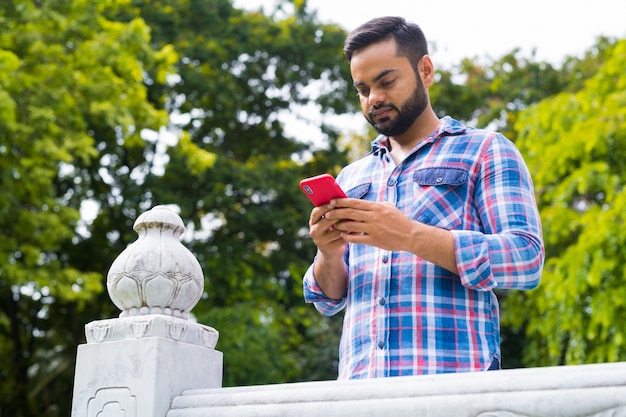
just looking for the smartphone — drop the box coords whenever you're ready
[299,174,347,206]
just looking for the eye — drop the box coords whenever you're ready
[356,87,369,97]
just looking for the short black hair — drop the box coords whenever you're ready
[344,16,429,66]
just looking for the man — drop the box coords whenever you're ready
[302,16,544,379]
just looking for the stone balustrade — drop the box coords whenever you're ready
[70,206,626,417]
[167,361,626,417]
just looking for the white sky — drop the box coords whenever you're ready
[236,0,626,66]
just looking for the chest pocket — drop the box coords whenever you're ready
[345,183,371,200]
[412,167,469,230]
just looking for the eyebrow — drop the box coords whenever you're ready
[353,68,397,88]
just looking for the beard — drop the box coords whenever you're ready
[365,77,428,137]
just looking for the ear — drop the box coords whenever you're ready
[418,55,435,88]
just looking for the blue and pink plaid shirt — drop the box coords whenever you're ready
[303,116,544,379]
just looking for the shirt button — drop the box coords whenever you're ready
[436,177,443,183]
[382,255,389,263]
[387,179,396,186]
[378,341,385,349]
[378,297,386,306]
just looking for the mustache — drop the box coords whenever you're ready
[368,103,397,118]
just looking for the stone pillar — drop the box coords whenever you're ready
[71,206,223,417]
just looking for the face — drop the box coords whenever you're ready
[350,38,429,137]
[365,75,428,137]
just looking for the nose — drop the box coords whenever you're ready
[367,87,385,107]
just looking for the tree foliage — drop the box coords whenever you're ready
[431,49,564,135]
[0,0,177,415]
[105,0,353,387]
[1,0,625,415]
[506,39,626,366]
[2,0,350,414]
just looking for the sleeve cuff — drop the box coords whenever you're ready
[302,263,347,315]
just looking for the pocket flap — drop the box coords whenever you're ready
[345,183,371,199]
[413,167,468,186]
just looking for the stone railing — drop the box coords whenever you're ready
[168,362,626,417]
[71,206,626,417]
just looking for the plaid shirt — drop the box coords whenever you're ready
[303,116,544,379]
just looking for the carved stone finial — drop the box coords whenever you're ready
[106,205,204,319]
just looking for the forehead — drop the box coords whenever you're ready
[349,38,411,83]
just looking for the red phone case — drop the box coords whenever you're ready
[299,174,347,206]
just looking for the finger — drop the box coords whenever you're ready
[310,207,327,225]
[324,208,364,222]
[330,198,374,210]
[311,227,345,248]
[339,232,369,245]
[334,221,366,234]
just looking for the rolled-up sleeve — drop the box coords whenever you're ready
[454,230,543,290]
[453,134,544,291]
[302,262,347,316]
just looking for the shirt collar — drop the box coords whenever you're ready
[437,115,467,137]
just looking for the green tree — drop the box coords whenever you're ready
[506,39,626,366]
[1,1,352,413]
[0,0,175,415]
[430,49,564,134]
[111,0,353,386]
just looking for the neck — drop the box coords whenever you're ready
[388,108,440,156]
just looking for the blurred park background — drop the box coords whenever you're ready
[1,0,625,415]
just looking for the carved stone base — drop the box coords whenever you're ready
[84,315,219,348]
[71,336,222,417]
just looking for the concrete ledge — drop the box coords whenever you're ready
[167,362,626,417]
